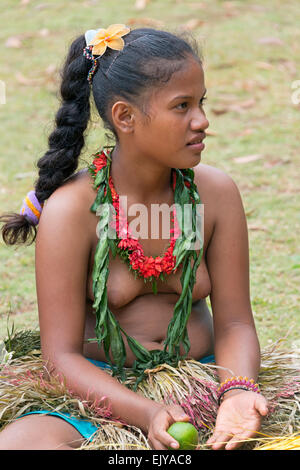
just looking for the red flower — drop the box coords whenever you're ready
[139,256,156,278]
[118,239,131,250]
[154,256,163,273]
[129,251,145,270]
[93,153,107,172]
[118,238,140,251]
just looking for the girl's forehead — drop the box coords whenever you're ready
[150,59,205,102]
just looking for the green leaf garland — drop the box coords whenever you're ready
[88,148,203,387]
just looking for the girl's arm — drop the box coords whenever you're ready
[204,170,268,449]
[206,171,260,381]
[35,182,188,450]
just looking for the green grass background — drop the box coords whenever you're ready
[0,0,299,349]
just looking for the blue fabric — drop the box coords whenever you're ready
[197,354,215,364]
[86,358,113,369]
[19,410,99,441]
[18,354,215,441]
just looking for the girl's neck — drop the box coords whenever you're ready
[110,144,173,204]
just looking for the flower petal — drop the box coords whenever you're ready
[107,37,125,51]
[92,41,107,56]
[106,24,130,38]
[89,29,107,45]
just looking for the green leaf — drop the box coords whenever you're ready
[123,331,152,362]
[94,169,106,188]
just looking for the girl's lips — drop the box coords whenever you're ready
[187,142,205,151]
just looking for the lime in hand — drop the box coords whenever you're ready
[167,422,198,450]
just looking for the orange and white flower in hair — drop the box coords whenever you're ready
[88,24,131,56]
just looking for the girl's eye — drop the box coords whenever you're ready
[176,102,188,110]
[176,96,207,110]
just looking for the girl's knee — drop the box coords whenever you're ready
[0,415,83,450]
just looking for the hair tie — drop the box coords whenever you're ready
[83,24,130,83]
[20,190,44,225]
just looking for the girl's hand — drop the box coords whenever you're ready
[147,404,191,450]
[207,390,269,450]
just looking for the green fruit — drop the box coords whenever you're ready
[167,422,198,450]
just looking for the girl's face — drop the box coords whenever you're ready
[133,57,209,169]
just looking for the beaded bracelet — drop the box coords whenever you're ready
[217,376,260,406]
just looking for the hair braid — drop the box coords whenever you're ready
[0,34,92,246]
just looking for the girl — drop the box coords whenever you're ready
[0,25,268,450]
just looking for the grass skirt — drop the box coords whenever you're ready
[0,329,299,450]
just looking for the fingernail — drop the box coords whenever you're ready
[171,442,179,449]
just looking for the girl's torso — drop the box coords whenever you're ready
[70,165,215,366]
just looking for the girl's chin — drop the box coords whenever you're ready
[186,152,202,166]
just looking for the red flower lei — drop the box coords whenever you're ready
[92,150,183,281]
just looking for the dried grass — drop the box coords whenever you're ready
[254,433,300,450]
[0,331,299,450]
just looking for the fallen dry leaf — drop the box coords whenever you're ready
[135,0,150,10]
[229,98,257,113]
[180,19,205,31]
[257,36,284,46]
[233,154,263,164]
[15,64,58,88]
[250,5,267,12]
[255,61,274,70]
[185,2,205,10]
[127,17,164,28]
[222,1,240,17]
[15,72,44,86]
[245,208,256,217]
[277,60,297,77]
[248,224,271,233]
[15,171,37,180]
[236,128,256,136]
[34,3,52,10]
[263,159,291,168]
[222,1,238,8]
[5,29,51,48]
[38,28,50,37]
[211,98,257,115]
[213,61,238,70]
[205,129,218,136]
[234,98,256,108]
[44,64,57,76]
[233,79,269,91]
[5,36,23,48]
[211,107,229,115]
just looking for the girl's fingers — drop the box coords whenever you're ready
[150,432,179,450]
[159,429,180,449]
[255,395,269,416]
[166,405,190,423]
[225,429,256,450]
[207,431,233,450]
[149,405,189,450]
[149,437,168,450]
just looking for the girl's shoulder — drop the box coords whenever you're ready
[193,163,244,233]
[193,162,239,203]
[44,168,95,209]
[39,168,96,233]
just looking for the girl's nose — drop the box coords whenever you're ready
[190,108,209,132]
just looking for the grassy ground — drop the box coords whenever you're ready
[0,0,299,348]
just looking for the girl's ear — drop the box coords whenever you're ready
[111,100,135,134]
